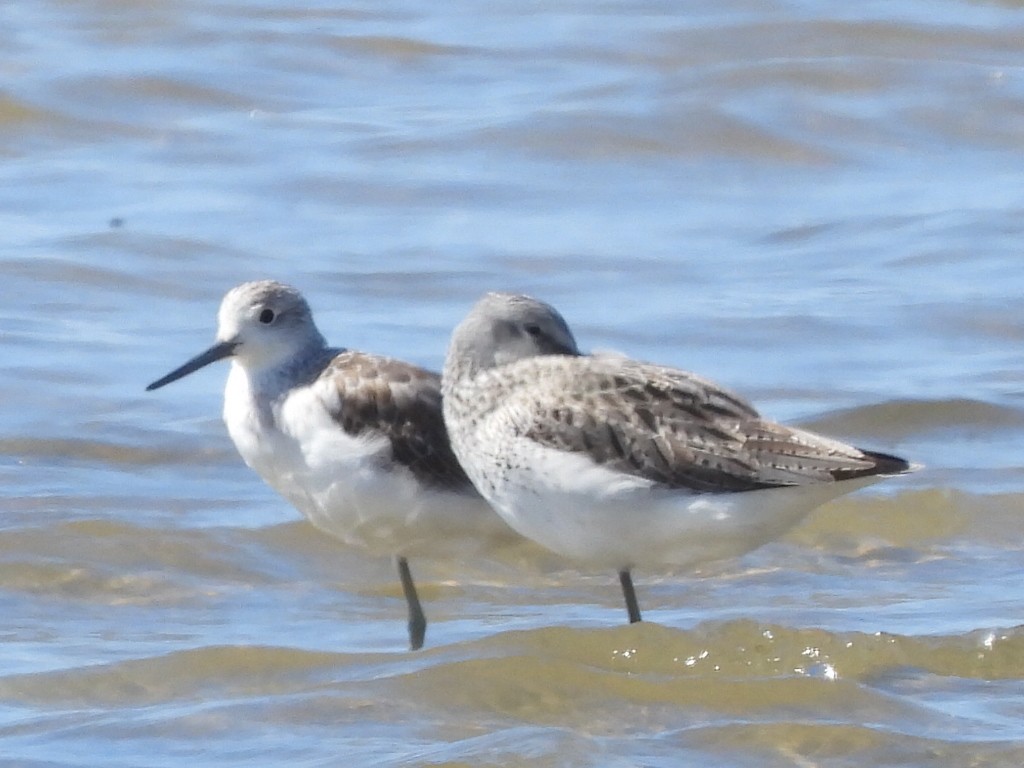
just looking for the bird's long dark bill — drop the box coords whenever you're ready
[146,340,238,391]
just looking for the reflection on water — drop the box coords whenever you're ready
[3,0,1024,764]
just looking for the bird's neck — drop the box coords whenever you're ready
[241,343,337,400]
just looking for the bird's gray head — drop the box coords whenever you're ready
[215,280,323,367]
[443,292,580,386]
[146,280,326,391]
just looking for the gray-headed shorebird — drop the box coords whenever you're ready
[147,281,515,649]
[442,292,915,625]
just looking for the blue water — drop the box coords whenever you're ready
[3,0,1024,765]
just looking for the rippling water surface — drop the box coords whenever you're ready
[4,0,1024,765]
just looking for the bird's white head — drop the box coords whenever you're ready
[146,280,327,391]
[216,281,325,370]
[443,291,580,387]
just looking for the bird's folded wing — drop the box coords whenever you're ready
[518,357,899,492]
[321,351,472,488]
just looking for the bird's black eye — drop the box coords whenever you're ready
[259,308,275,324]
[524,323,542,337]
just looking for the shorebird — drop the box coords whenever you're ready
[147,280,514,649]
[441,291,914,625]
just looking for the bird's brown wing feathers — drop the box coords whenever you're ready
[321,351,472,489]
[519,357,908,492]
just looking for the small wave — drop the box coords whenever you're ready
[800,398,1024,440]
[0,436,234,467]
[791,488,1024,549]
[0,645,347,708]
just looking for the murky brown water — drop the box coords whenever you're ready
[3,0,1024,765]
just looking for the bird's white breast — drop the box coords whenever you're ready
[223,363,507,557]
[448,383,883,571]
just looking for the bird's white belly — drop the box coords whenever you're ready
[468,437,880,570]
[225,375,509,558]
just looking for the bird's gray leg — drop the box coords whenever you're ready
[397,556,427,650]
[619,569,643,624]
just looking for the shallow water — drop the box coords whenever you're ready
[4,0,1024,765]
